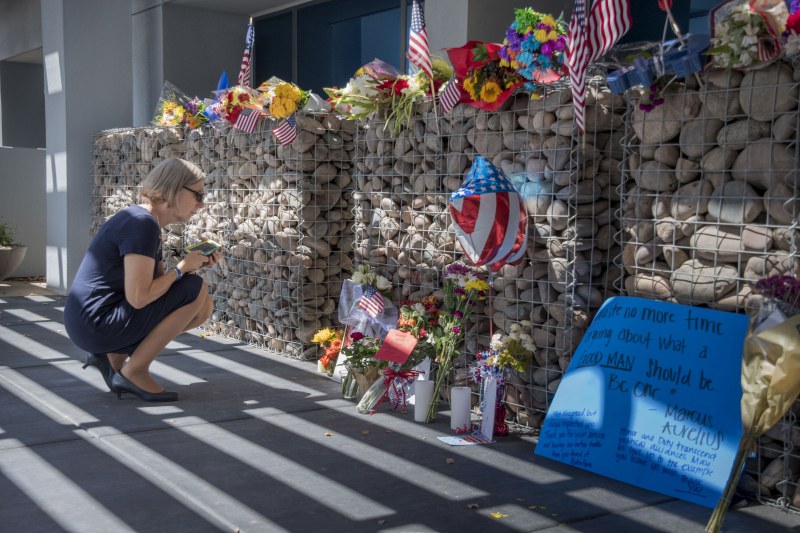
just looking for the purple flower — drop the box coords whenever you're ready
[452,327,461,334]
[505,27,522,49]
[454,287,465,295]
[541,41,554,56]
[445,262,471,277]
[453,311,463,318]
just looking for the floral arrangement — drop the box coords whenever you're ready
[152,81,209,129]
[311,327,343,376]
[444,41,523,111]
[499,8,568,92]
[425,262,490,423]
[638,78,668,113]
[350,263,393,295]
[258,78,310,119]
[219,85,266,125]
[708,1,785,69]
[707,272,800,532]
[397,296,439,341]
[324,58,452,136]
[340,331,386,372]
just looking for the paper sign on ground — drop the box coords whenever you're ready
[535,296,748,508]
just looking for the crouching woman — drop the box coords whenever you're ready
[65,158,219,402]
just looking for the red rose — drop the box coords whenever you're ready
[350,331,365,341]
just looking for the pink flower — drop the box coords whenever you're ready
[351,332,365,341]
[453,311,464,318]
[452,327,461,334]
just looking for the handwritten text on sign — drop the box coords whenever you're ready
[535,296,748,508]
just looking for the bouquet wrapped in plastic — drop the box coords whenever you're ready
[152,81,209,128]
[706,275,800,532]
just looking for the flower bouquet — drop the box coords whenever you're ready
[425,262,490,423]
[311,327,343,376]
[152,81,210,129]
[469,323,535,436]
[340,331,387,400]
[209,85,267,128]
[706,274,800,532]
[499,8,568,93]
[708,0,788,70]
[257,77,311,119]
[325,58,452,136]
[445,41,523,111]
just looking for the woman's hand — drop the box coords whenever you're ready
[179,249,221,274]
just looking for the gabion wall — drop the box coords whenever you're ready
[92,116,356,359]
[91,63,800,512]
[619,60,800,511]
[352,80,624,427]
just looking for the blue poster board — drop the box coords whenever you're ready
[535,296,748,508]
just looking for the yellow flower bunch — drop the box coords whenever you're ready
[270,81,306,119]
[157,101,187,126]
[312,327,342,346]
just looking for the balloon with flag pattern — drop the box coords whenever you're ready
[448,156,528,272]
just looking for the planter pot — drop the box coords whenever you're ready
[0,246,26,281]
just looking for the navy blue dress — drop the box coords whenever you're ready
[64,205,203,355]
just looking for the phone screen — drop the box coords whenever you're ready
[185,240,221,256]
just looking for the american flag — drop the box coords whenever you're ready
[568,0,631,134]
[358,285,385,318]
[757,37,779,63]
[237,22,255,87]
[273,113,297,146]
[234,107,260,133]
[407,1,432,79]
[439,76,461,114]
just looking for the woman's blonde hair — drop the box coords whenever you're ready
[140,158,204,207]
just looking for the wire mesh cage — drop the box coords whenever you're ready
[618,59,800,513]
[91,115,357,360]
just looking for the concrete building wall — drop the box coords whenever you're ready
[42,0,132,293]
[0,146,46,277]
[0,0,42,61]
[0,61,45,149]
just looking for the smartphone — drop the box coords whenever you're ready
[184,239,222,256]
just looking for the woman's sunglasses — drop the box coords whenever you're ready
[183,186,205,203]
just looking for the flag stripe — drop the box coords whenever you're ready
[358,285,385,318]
[273,114,297,146]
[238,23,255,87]
[234,107,260,133]
[408,1,433,78]
[439,76,461,113]
[568,0,631,134]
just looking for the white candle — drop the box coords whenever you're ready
[450,386,472,430]
[414,380,435,422]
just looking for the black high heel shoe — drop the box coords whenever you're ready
[82,353,116,392]
[111,373,178,402]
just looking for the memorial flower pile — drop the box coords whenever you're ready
[499,8,568,92]
[325,58,452,136]
[425,262,490,423]
[462,50,523,106]
[312,327,343,376]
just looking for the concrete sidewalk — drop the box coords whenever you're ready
[1,284,799,532]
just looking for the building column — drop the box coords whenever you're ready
[41,0,132,292]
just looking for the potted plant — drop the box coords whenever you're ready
[0,221,27,281]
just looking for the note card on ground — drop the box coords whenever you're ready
[535,296,748,508]
[374,329,417,364]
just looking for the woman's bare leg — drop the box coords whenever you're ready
[121,286,213,392]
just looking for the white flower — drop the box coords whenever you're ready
[739,51,753,67]
[741,34,758,47]
[785,32,800,56]
[413,302,426,315]
[375,276,392,292]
